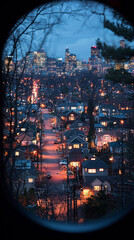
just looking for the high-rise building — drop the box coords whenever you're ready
[65,48,70,63]
[91,46,100,58]
[65,48,77,74]
[69,53,77,67]
[34,50,47,67]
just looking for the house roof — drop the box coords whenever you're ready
[109,141,127,148]
[63,129,86,139]
[82,159,108,169]
[67,135,88,145]
[83,175,120,187]
[69,149,84,162]
[109,141,121,148]
[12,163,38,180]
[94,123,105,128]
[70,119,88,129]
[65,110,80,117]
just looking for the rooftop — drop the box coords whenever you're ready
[82,159,108,169]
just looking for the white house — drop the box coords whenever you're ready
[82,176,112,197]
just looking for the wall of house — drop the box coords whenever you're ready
[83,168,108,177]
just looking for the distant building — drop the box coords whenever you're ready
[47,57,57,75]
[4,56,14,72]
[56,102,84,114]
[82,158,109,178]
[91,46,100,58]
[65,48,77,74]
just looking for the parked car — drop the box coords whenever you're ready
[59,159,67,165]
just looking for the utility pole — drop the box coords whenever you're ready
[120,120,125,208]
[67,155,70,222]
[40,112,43,174]
[73,184,78,223]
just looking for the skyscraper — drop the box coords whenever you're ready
[91,46,100,58]
[65,48,70,63]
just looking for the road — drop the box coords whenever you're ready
[41,109,67,190]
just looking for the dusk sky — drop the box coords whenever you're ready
[5,0,132,62]
[41,1,122,61]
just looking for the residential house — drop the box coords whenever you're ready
[63,129,87,142]
[60,110,80,129]
[109,141,127,154]
[17,133,33,146]
[81,158,112,197]
[94,123,105,133]
[81,175,120,197]
[69,119,90,136]
[56,102,84,114]
[12,161,38,193]
[98,103,119,117]
[95,130,118,149]
[82,158,109,178]
[68,148,85,170]
[82,176,111,197]
[67,135,88,152]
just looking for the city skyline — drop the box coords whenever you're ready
[5,1,125,62]
[38,1,131,61]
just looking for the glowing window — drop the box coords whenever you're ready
[94,186,101,191]
[99,168,104,172]
[69,114,74,121]
[88,169,96,173]
[28,178,34,183]
[15,151,19,156]
[73,144,79,148]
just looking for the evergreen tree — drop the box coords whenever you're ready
[96,10,134,84]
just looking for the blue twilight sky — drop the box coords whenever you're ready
[40,1,122,61]
[6,0,133,62]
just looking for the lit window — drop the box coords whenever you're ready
[101,121,107,126]
[21,128,26,131]
[91,157,96,160]
[83,189,90,197]
[88,169,96,173]
[15,151,19,156]
[69,114,74,121]
[68,145,72,150]
[28,178,34,183]
[70,162,79,167]
[5,152,8,156]
[73,144,79,148]
[99,168,104,172]
[85,168,87,172]
[94,186,101,191]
